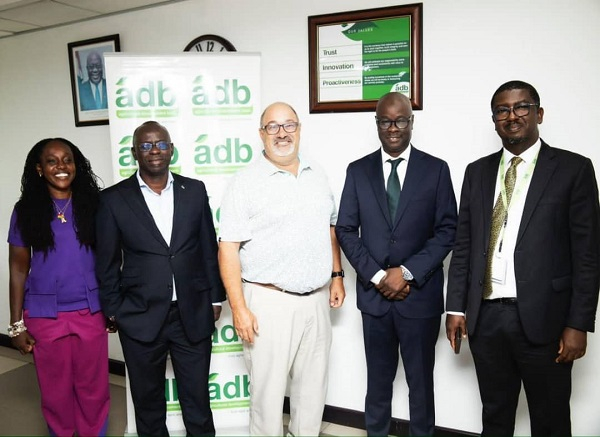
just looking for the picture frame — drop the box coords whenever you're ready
[308,4,423,113]
[68,34,120,127]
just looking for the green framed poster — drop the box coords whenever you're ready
[308,3,423,113]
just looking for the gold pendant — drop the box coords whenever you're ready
[57,213,67,223]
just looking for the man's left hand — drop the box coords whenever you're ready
[377,267,410,300]
[329,279,346,308]
[556,327,587,363]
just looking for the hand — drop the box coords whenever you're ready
[376,267,410,300]
[329,279,346,308]
[445,314,467,352]
[213,305,223,322]
[556,327,587,363]
[232,306,259,344]
[11,331,35,355]
[105,316,118,333]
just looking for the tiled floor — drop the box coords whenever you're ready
[0,346,366,436]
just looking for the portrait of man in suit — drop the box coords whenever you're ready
[445,80,600,436]
[78,50,108,111]
[336,92,458,436]
[95,121,225,436]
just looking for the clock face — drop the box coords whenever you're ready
[184,34,236,52]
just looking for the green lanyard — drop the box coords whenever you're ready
[496,151,538,252]
[498,152,537,212]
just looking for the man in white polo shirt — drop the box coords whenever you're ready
[218,101,346,436]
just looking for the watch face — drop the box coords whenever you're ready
[184,34,236,52]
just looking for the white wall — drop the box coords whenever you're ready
[1,0,599,434]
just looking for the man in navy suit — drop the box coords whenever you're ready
[336,92,457,436]
[96,121,225,436]
[446,80,600,436]
[78,51,108,111]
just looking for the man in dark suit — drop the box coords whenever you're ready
[336,92,457,436]
[446,80,600,436]
[96,121,225,436]
[78,51,108,111]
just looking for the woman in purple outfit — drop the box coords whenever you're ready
[7,138,110,436]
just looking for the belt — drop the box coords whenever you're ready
[242,279,318,296]
[483,297,518,305]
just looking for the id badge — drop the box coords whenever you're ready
[491,255,507,285]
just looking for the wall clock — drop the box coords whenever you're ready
[184,34,236,52]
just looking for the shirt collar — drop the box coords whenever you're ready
[136,170,174,193]
[502,138,541,165]
[259,150,311,176]
[381,143,412,166]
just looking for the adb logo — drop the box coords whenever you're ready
[113,77,179,119]
[209,373,251,410]
[212,324,242,354]
[165,373,250,412]
[117,135,181,178]
[391,82,410,94]
[191,75,253,116]
[194,134,253,176]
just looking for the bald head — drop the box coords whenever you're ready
[376,92,412,116]
[133,121,171,145]
[260,102,298,126]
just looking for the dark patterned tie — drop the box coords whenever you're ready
[386,158,403,219]
[484,156,523,298]
[94,84,101,109]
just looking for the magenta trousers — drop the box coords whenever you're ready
[25,308,110,437]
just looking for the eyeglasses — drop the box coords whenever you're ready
[375,116,413,130]
[261,122,300,135]
[492,103,538,121]
[136,141,172,152]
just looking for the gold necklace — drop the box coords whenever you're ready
[52,196,72,223]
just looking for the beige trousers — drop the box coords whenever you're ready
[242,282,332,436]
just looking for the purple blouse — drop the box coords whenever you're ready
[7,199,101,318]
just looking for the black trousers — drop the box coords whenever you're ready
[119,303,215,437]
[470,300,572,437]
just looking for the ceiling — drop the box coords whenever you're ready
[0,0,183,39]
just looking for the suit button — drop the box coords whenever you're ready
[478,280,483,285]
[390,239,396,244]
[169,255,175,259]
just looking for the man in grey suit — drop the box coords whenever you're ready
[446,80,600,436]
[96,121,225,436]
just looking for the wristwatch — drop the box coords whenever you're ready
[400,265,414,281]
[331,270,345,278]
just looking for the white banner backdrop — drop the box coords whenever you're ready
[104,53,261,435]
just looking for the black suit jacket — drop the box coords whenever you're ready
[446,141,600,344]
[336,147,458,318]
[96,173,225,343]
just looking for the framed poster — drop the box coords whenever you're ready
[308,4,422,113]
[68,34,120,127]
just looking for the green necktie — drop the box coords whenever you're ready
[484,156,523,298]
[386,158,403,219]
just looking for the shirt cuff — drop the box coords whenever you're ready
[371,270,386,285]
[446,311,465,316]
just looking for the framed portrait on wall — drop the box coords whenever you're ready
[68,34,120,127]
[308,4,423,113]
